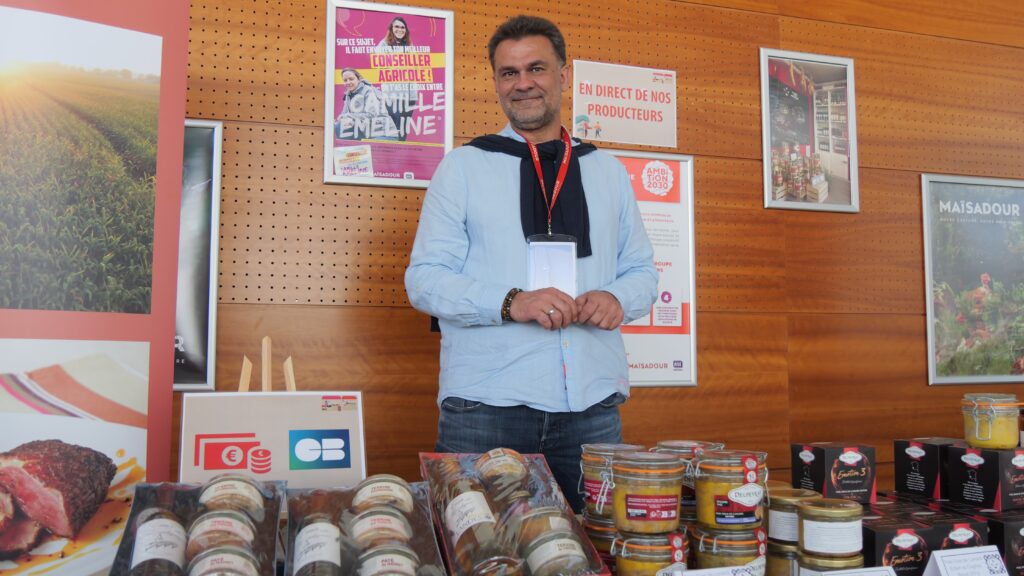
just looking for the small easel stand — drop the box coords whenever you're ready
[237,336,297,392]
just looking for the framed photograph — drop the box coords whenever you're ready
[760,48,859,213]
[923,174,1024,385]
[609,150,697,387]
[175,119,222,391]
[324,0,454,188]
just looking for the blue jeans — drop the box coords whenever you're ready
[436,393,626,513]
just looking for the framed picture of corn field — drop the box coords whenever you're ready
[923,174,1024,384]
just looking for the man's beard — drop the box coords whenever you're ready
[503,100,558,133]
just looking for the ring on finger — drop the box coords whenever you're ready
[546,308,556,315]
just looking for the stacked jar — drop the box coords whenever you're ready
[795,498,863,574]
[692,450,769,570]
[961,393,1020,449]
[765,488,820,576]
[651,439,725,536]
[344,473,421,576]
[580,443,645,574]
[185,474,268,576]
[610,451,689,575]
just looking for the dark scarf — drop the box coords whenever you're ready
[466,134,596,258]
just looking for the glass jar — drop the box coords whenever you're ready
[797,499,862,558]
[351,474,414,515]
[582,512,617,574]
[581,443,645,518]
[694,450,768,530]
[358,543,419,576]
[293,513,344,576]
[186,545,259,576]
[962,393,1019,449]
[797,552,863,574]
[130,507,187,576]
[197,474,265,519]
[615,533,688,576]
[347,505,412,549]
[513,506,574,549]
[767,540,798,576]
[767,488,821,544]
[612,451,684,534]
[653,440,726,516]
[693,527,766,569]
[185,509,256,562]
[439,471,514,574]
[522,530,590,576]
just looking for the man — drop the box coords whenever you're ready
[404,15,658,511]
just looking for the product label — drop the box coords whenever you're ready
[351,514,410,544]
[728,483,764,507]
[767,509,798,541]
[799,449,815,464]
[130,518,186,569]
[906,445,926,460]
[801,519,862,554]
[189,552,259,576]
[293,522,342,573]
[360,552,417,576]
[585,478,612,509]
[961,452,985,467]
[478,449,522,477]
[198,480,263,510]
[713,492,758,525]
[945,526,977,545]
[525,537,586,573]
[353,482,413,512]
[188,515,255,546]
[625,493,679,521]
[444,491,496,545]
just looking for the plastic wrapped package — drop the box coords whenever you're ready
[285,480,444,576]
[109,475,285,575]
[420,450,612,576]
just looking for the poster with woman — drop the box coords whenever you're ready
[923,174,1024,384]
[324,1,453,188]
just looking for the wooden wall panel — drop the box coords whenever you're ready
[780,18,1024,178]
[783,168,924,314]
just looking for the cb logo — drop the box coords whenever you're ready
[289,429,351,470]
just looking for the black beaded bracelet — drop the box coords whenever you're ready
[501,288,523,322]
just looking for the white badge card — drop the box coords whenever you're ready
[526,236,577,298]
[922,546,1006,576]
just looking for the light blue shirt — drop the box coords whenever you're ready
[405,125,658,412]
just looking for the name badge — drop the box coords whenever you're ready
[526,233,577,297]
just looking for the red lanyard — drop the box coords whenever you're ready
[520,126,572,235]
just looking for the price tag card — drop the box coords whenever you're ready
[922,546,1006,576]
[673,556,766,576]
[801,568,897,576]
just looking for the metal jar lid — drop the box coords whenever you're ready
[797,498,863,520]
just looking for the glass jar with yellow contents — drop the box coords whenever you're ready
[652,440,725,520]
[581,443,645,518]
[611,452,684,534]
[962,393,1019,449]
[797,552,863,573]
[693,526,766,569]
[694,450,767,530]
[614,533,689,576]
[766,540,799,576]
[581,512,617,573]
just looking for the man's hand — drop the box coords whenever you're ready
[509,287,577,330]
[575,290,624,330]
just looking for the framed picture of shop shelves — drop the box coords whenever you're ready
[608,150,697,387]
[175,119,222,391]
[922,174,1024,385]
[759,48,859,213]
[323,0,454,188]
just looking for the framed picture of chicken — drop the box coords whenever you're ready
[759,48,859,213]
[324,0,454,188]
[923,174,1024,384]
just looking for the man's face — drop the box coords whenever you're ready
[492,35,569,136]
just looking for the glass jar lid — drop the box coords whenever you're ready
[695,449,767,471]
[768,488,821,511]
[582,443,646,463]
[612,451,684,475]
[694,527,764,549]
[653,440,725,457]
[798,552,864,569]
[797,498,863,519]
[768,540,799,555]
[962,393,1019,414]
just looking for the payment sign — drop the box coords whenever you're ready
[289,429,351,470]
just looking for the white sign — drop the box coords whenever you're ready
[572,60,677,148]
[922,545,1006,576]
[678,556,765,576]
[180,391,366,488]
[611,151,696,387]
[801,568,896,576]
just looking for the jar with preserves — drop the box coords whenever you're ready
[582,513,617,574]
[351,474,415,515]
[797,552,863,574]
[475,448,529,492]
[767,540,799,576]
[512,506,574,549]
[962,393,1019,449]
[581,443,645,518]
[653,440,726,514]
[522,530,590,576]
[358,543,419,576]
[292,513,344,576]
[186,509,256,562]
[615,533,688,576]
[797,499,862,558]
[197,474,265,519]
[767,488,820,544]
[130,507,187,576]
[611,451,684,534]
[694,527,766,569]
[694,450,767,530]
[437,466,515,574]
[186,545,259,576]
[347,505,413,549]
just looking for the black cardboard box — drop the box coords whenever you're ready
[863,515,987,576]
[894,437,967,501]
[792,442,877,503]
[947,445,1024,511]
[976,510,1024,576]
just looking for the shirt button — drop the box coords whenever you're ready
[563,341,569,349]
